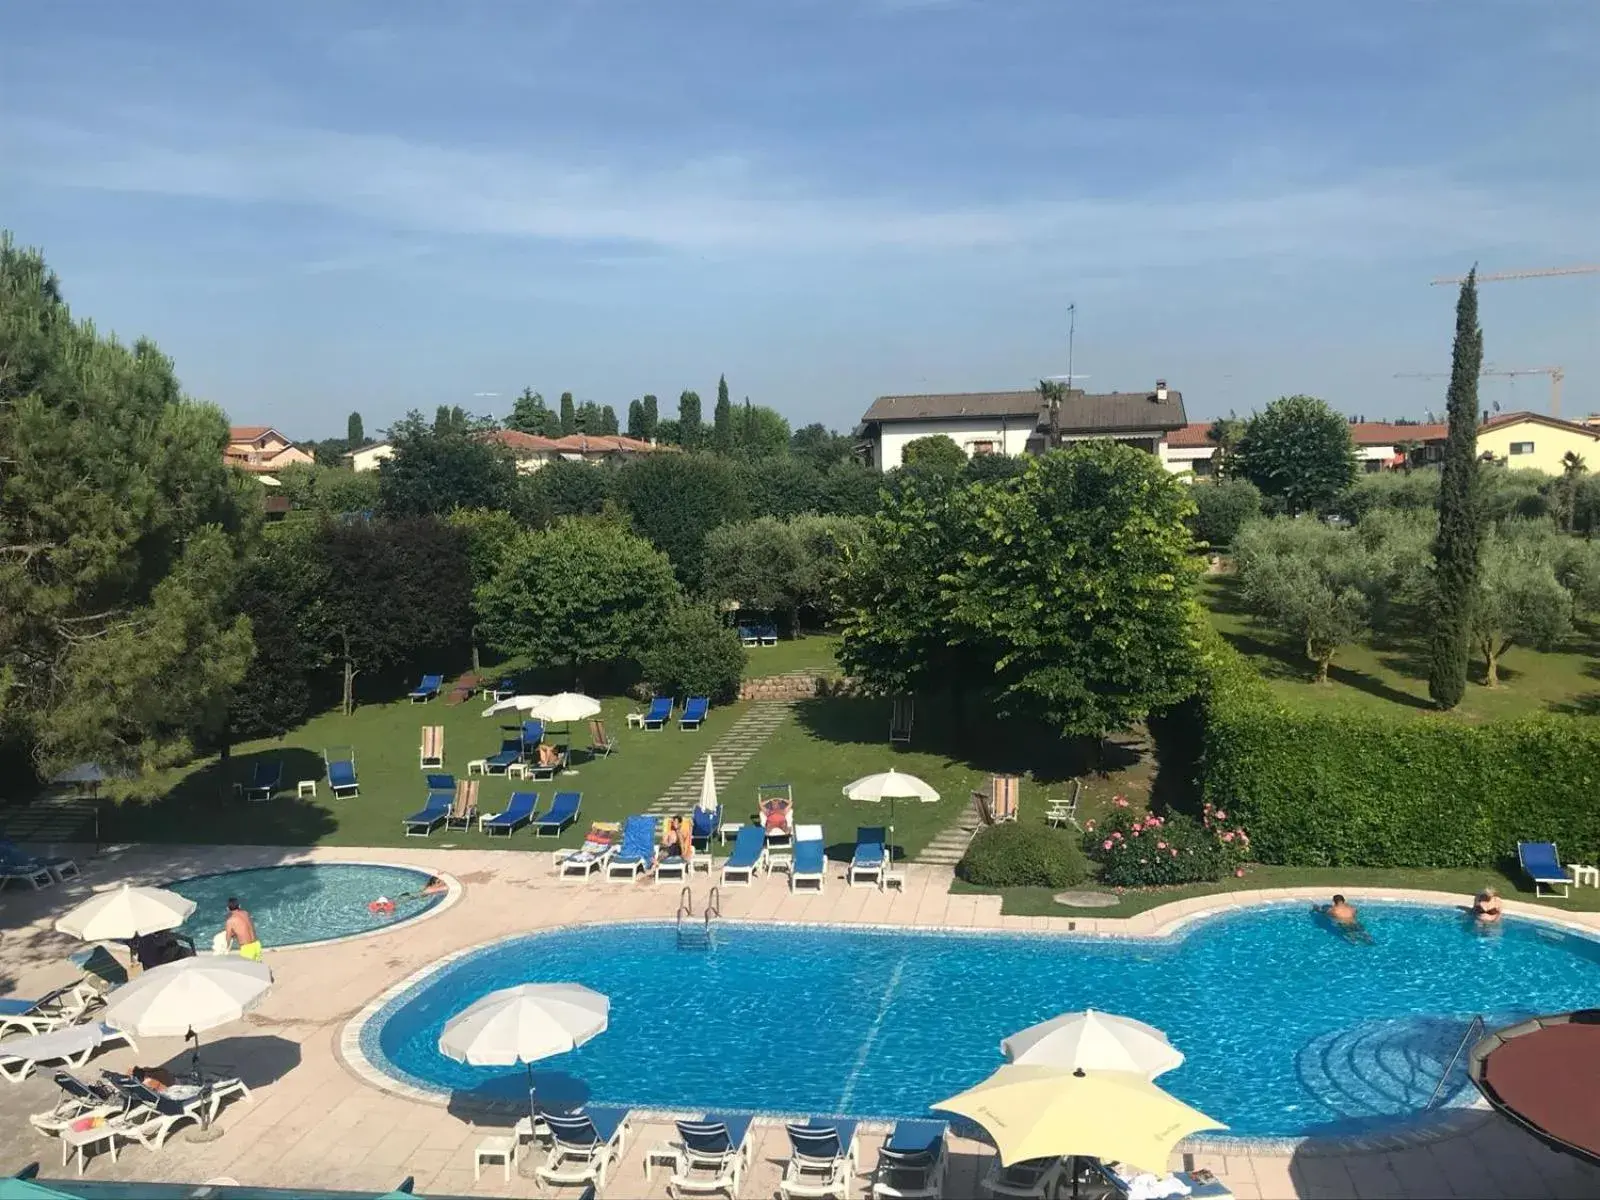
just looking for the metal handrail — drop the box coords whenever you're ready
[706,886,721,920]
[679,885,692,913]
[1427,1014,1486,1110]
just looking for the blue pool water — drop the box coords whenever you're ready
[365,903,1600,1138]
[168,863,443,948]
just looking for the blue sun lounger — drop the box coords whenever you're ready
[849,826,887,888]
[791,824,826,892]
[607,815,658,880]
[403,786,454,836]
[670,1114,754,1195]
[782,1121,858,1199]
[481,791,539,836]
[873,1120,947,1200]
[243,760,282,802]
[1519,841,1570,898]
[486,737,522,774]
[0,839,79,886]
[641,696,672,730]
[531,791,581,837]
[720,824,768,886]
[536,1107,633,1190]
[680,696,709,731]
[326,756,359,799]
[690,804,722,853]
[521,719,545,757]
[409,674,444,703]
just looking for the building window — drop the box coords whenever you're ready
[970,441,997,456]
[1510,441,1534,455]
[1192,458,1214,477]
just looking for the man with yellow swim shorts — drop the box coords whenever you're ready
[224,898,263,960]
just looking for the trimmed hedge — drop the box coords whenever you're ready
[957,823,1088,888]
[1196,625,1600,866]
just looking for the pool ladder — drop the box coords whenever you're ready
[1425,1014,1486,1110]
[675,885,720,949]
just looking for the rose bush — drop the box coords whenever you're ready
[1082,796,1247,887]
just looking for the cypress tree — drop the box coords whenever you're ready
[559,392,576,436]
[641,394,659,440]
[347,411,365,446]
[626,399,646,439]
[678,390,703,449]
[600,404,619,435]
[712,374,733,454]
[1427,268,1484,709]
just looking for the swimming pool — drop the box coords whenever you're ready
[168,863,446,949]
[360,903,1600,1138]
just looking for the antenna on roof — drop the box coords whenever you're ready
[1066,303,1077,400]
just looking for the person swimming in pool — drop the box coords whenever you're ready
[1470,887,1502,924]
[223,898,263,961]
[1315,894,1374,944]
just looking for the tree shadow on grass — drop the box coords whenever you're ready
[1549,692,1600,716]
[105,748,337,845]
[1325,663,1434,711]
[1213,629,1309,683]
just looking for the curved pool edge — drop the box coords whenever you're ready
[333,885,1592,1155]
[173,859,465,955]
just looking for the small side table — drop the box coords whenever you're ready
[1571,864,1600,888]
[626,712,646,729]
[718,822,744,845]
[61,1122,119,1176]
[506,762,530,781]
[467,759,488,777]
[475,1134,518,1181]
[296,779,317,799]
[645,1144,680,1181]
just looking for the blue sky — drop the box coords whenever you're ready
[4,0,1598,436]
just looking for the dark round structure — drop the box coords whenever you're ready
[1469,1009,1600,1167]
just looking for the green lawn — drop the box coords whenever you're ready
[106,691,744,849]
[740,632,842,678]
[954,863,1600,917]
[1202,574,1600,721]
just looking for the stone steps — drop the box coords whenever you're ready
[644,702,792,815]
[914,796,982,866]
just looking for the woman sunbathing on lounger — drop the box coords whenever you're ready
[536,742,560,768]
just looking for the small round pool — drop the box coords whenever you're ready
[357,903,1600,1139]
[168,863,446,949]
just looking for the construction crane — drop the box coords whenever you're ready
[1429,264,1600,286]
[1393,367,1565,416]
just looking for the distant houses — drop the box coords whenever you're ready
[224,426,313,484]
[477,430,673,473]
[344,441,396,472]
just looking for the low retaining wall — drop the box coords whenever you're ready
[740,674,862,701]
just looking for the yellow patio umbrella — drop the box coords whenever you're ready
[933,1064,1226,1172]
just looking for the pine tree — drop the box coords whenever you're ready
[1427,268,1484,709]
[626,399,646,439]
[712,374,733,454]
[347,411,365,446]
[600,405,620,435]
[559,392,576,436]
[678,390,703,449]
[642,394,659,440]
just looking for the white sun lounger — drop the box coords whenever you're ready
[0,1023,137,1082]
[0,982,103,1037]
[554,845,615,880]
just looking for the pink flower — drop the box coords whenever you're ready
[1131,828,1141,837]
[1103,839,1114,850]
[1084,819,1096,831]
[1222,832,1235,843]
[1235,868,1246,877]
[1170,849,1179,857]
[1156,841,1167,850]
[1114,797,1129,808]
[1216,810,1227,820]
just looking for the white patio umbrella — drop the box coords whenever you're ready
[843,769,940,851]
[526,692,602,724]
[56,885,197,941]
[696,755,719,814]
[438,983,609,1123]
[1001,1009,1185,1078]
[481,694,551,718]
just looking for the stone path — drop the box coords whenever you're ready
[916,794,981,866]
[644,701,792,816]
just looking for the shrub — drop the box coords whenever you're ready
[1190,479,1261,549]
[1194,623,1600,866]
[957,823,1088,889]
[640,604,746,704]
[1082,801,1237,887]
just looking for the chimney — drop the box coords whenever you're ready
[1155,380,1169,402]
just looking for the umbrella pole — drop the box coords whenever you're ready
[187,1026,225,1142]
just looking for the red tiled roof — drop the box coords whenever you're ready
[485,430,673,455]
[1347,422,1447,445]
[1165,422,1217,449]
[227,425,275,443]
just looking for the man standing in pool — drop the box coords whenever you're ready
[223,898,263,961]
[1316,894,1375,944]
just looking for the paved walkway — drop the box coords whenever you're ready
[644,701,790,816]
[0,845,1596,1199]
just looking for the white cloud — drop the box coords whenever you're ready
[4,114,1593,272]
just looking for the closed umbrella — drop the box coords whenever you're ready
[934,1064,1224,1173]
[1002,1010,1185,1078]
[843,769,940,857]
[696,755,719,814]
[438,983,608,1125]
[481,694,550,718]
[56,885,196,941]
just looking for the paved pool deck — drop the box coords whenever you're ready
[0,841,1596,1199]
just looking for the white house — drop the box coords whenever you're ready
[345,441,396,472]
[1158,420,1449,480]
[855,382,1188,471]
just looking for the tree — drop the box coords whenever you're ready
[307,437,351,466]
[1190,479,1262,549]
[712,375,734,454]
[347,411,365,446]
[900,434,966,472]
[790,513,870,626]
[530,458,610,518]
[626,399,647,439]
[446,507,524,671]
[961,452,1027,485]
[732,456,825,520]
[599,405,619,435]
[1552,452,1587,533]
[272,463,380,518]
[230,520,329,737]
[641,394,660,441]
[572,400,601,435]
[476,518,678,686]
[736,401,790,458]
[377,412,519,517]
[1038,379,1067,449]
[790,423,853,470]
[1235,395,1357,515]
[508,388,562,437]
[1205,415,1246,479]
[559,392,576,436]
[614,453,744,586]
[677,390,703,449]
[1470,525,1572,686]
[312,517,473,714]
[821,463,884,517]
[1234,518,1374,683]
[702,518,806,628]
[0,233,256,773]
[640,604,746,703]
[1428,269,1485,709]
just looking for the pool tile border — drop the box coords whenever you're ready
[335,885,1599,1156]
